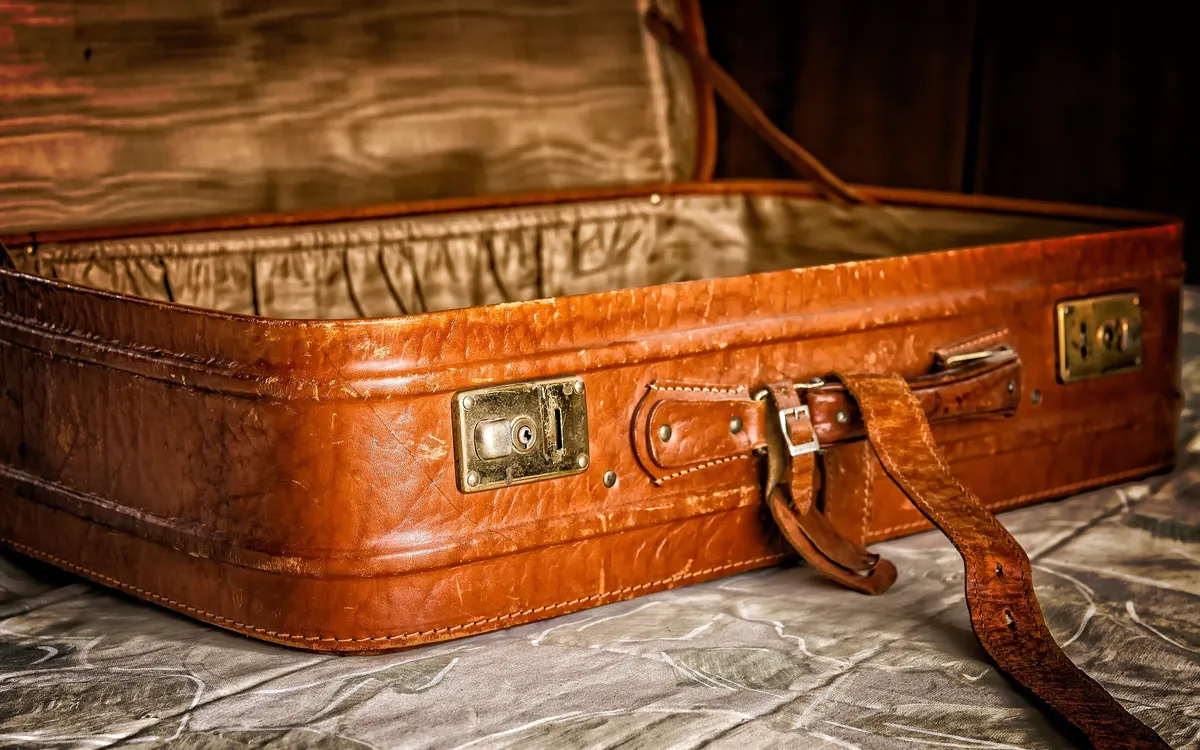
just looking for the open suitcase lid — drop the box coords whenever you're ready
[0,0,715,234]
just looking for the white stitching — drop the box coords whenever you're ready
[654,454,750,483]
[648,383,745,395]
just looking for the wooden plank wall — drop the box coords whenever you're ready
[703,0,1195,278]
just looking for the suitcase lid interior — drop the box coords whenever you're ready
[0,0,713,234]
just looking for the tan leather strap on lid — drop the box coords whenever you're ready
[643,8,868,205]
[837,373,1169,749]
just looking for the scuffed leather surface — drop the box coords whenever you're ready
[0,186,1183,651]
[0,290,1197,747]
[0,0,704,232]
[13,192,1112,317]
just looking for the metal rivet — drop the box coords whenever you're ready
[461,396,474,410]
[1135,356,1143,366]
[835,410,850,425]
[995,563,1004,576]
[658,424,672,442]
[603,471,617,488]
[573,380,584,394]
[1133,296,1141,306]
[1030,389,1042,405]
[649,193,662,205]
[466,471,480,487]
[577,454,589,469]
[1007,380,1016,394]
[1062,305,1074,315]
[729,417,743,434]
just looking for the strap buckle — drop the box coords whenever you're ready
[754,384,822,457]
[778,404,820,457]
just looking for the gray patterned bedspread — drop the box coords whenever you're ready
[3,295,1199,750]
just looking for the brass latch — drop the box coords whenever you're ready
[452,376,589,493]
[1056,292,1143,382]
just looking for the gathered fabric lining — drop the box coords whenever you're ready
[17,193,1109,320]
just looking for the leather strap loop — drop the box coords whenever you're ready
[761,383,896,594]
[836,372,1169,749]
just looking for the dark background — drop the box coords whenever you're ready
[701,0,1196,279]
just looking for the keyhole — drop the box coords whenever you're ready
[1098,321,1116,350]
[510,416,538,454]
[1078,321,1089,359]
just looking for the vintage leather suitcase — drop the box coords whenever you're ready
[0,3,1182,746]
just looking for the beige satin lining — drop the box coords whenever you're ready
[0,0,700,233]
[19,193,1112,319]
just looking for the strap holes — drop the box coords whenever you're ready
[1003,609,1017,631]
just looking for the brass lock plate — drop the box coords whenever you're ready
[1056,292,1143,382]
[452,376,589,493]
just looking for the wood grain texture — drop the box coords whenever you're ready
[0,0,701,233]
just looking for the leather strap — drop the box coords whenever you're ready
[633,337,1166,745]
[835,373,1169,749]
[643,8,868,205]
[631,347,1020,482]
[762,382,897,595]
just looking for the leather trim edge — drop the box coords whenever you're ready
[0,535,787,648]
[0,460,1170,647]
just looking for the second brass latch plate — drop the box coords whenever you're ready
[1056,292,1143,382]
[452,376,589,493]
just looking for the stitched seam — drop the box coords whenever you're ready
[866,461,1172,539]
[937,329,1009,357]
[648,383,745,395]
[655,454,749,483]
[0,535,785,644]
[859,444,874,544]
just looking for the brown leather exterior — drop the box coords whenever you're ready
[839,372,1170,749]
[0,182,1185,653]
